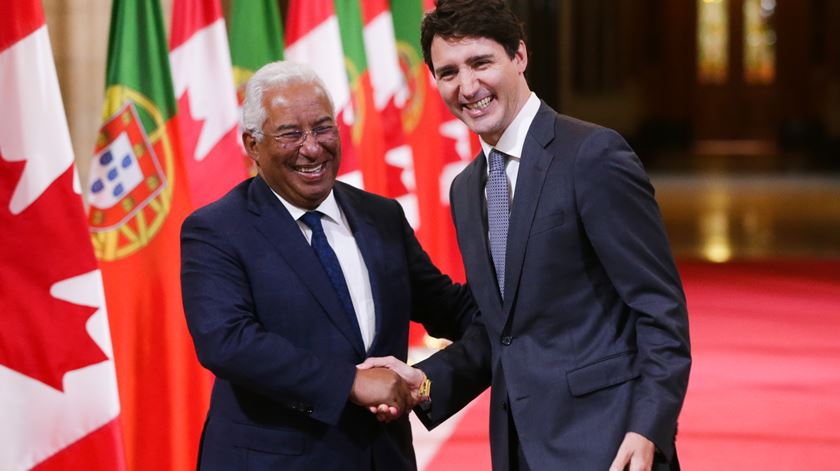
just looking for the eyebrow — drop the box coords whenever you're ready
[466,54,495,66]
[434,53,496,77]
[434,64,456,78]
[311,116,335,127]
[272,116,334,132]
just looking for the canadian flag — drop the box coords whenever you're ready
[0,2,125,470]
[169,0,247,208]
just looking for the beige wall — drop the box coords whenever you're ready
[42,0,174,190]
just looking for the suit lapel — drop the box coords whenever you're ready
[248,177,366,356]
[503,104,557,314]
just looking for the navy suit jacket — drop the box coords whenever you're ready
[416,104,691,470]
[181,176,475,470]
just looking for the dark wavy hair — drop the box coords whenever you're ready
[420,0,526,72]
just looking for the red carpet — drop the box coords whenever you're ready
[412,261,840,470]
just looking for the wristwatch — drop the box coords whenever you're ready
[417,375,432,411]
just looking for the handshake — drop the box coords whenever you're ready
[350,356,428,422]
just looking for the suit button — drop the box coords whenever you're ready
[305,407,314,415]
[501,401,508,411]
[501,336,512,346]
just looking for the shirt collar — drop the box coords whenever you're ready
[270,188,344,227]
[480,92,540,160]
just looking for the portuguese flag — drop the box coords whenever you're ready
[333,0,389,194]
[87,0,210,469]
[228,0,285,104]
[360,0,417,218]
[390,0,474,283]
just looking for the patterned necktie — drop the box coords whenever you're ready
[487,149,510,299]
[299,211,361,336]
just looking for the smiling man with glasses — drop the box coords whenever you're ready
[179,61,477,471]
[241,68,341,210]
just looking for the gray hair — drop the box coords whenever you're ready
[242,61,335,141]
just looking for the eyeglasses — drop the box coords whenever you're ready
[268,125,339,149]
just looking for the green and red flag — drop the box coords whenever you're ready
[228,0,285,103]
[361,0,417,220]
[86,0,211,469]
[390,0,476,282]
[1,1,124,469]
[170,0,248,207]
[333,0,389,194]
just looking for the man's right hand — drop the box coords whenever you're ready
[357,356,427,421]
[349,367,412,420]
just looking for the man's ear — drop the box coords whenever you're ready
[514,40,528,74]
[242,132,260,165]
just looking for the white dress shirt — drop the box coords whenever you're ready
[271,189,376,351]
[479,92,541,200]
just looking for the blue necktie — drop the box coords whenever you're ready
[299,211,361,336]
[487,149,510,299]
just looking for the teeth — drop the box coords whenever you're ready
[296,163,324,174]
[466,97,492,110]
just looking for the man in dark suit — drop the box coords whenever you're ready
[180,60,475,470]
[361,1,691,470]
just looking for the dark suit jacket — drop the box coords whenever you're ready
[180,176,475,471]
[416,103,691,470]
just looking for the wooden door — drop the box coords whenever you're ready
[694,0,779,142]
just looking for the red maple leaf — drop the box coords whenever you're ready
[176,91,205,167]
[0,156,107,391]
[176,90,250,207]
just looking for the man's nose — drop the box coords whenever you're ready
[458,69,480,98]
[298,132,322,156]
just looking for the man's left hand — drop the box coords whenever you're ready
[608,432,655,471]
